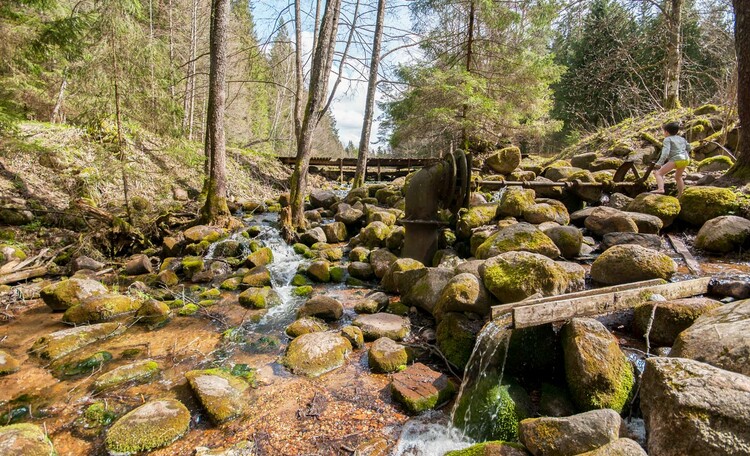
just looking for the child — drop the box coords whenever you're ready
[653,121,691,197]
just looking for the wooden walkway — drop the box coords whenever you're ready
[276,156,437,168]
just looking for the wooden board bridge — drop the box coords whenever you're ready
[491,277,713,329]
[276,156,439,181]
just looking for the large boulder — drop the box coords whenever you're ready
[310,189,338,209]
[186,369,248,424]
[543,226,583,259]
[480,251,569,303]
[238,287,281,309]
[62,293,143,324]
[633,297,722,347]
[671,298,750,376]
[584,207,638,237]
[641,357,750,456]
[695,215,750,253]
[625,212,663,234]
[498,188,536,218]
[301,227,327,246]
[600,232,661,251]
[335,203,364,225]
[578,439,646,456]
[487,146,522,175]
[523,199,570,225]
[360,221,391,248]
[286,317,328,338]
[475,223,560,260]
[297,296,344,321]
[105,399,191,454]
[369,248,398,279]
[436,312,483,370]
[400,267,455,314]
[368,337,408,373]
[561,318,634,412]
[590,245,676,285]
[282,332,352,377]
[390,362,456,414]
[678,186,739,226]
[626,193,680,227]
[0,423,56,455]
[40,278,108,311]
[519,409,621,456]
[353,313,410,341]
[322,222,348,243]
[434,273,493,320]
[306,260,331,282]
[380,258,424,292]
[457,204,499,238]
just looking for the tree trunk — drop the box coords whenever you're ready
[725,0,750,180]
[112,41,132,223]
[289,0,343,229]
[663,0,684,110]
[461,0,476,148]
[50,72,67,123]
[199,0,231,224]
[182,0,199,139]
[353,0,386,188]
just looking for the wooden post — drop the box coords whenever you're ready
[510,277,711,329]
[377,160,381,181]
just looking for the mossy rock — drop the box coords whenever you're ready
[245,247,273,268]
[519,409,621,456]
[297,295,343,321]
[543,225,582,259]
[693,104,720,115]
[0,423,56,455]
[238,287,281,309]
[390,362,456,414]
[186,369,248,424]
[292,285,313,297]
[434,273,492,320]
[476,223,560,259]
[286,317,328,338]
[0,350,21,376]
[590,244,675,285]
[306,260,331,282]
[453,376,532,442]
[360,221,391,248]
[39,278,108,311]
[487,146,522,175]
[444,441,529,456]
[498,187,536,217]
[349,246,370,262]
[80,402,117,429]
[353,313,410,341]
[561,318,634,412]
[105,399,191,454]
[94,360,160,392]
[282,332,352,377]
[457,204,499,238]
[679,186,738,226]
[697,155,733,172]
[480,251,569,303]
[242,265,271,287]
[340,325,364,349]
[182,256,205,279]
[695,215,750,253]
[368,337,408,373]
[30,322,126,361]
[626,193,681,227]
[380,258,424,292]
[63,293,143,324]
[522,199,570,225]
[436,313,483,371]
[178,303,199,315]
[633,297,722,346]
[220,277,242,291]
[329,265,347,282]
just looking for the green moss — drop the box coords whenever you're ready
[181,256,204,277]
[697,155,733,172]
[83,402,117,427]
[94,360,160,392]
[436,313,480,370]
[293,285,313,297]
[178,303,199,315]
[291,273,310,286]
[475,225,559,259]
[0,423,56,455]
[220,277,241,291]
[330,266,346,282]
[105,399,191,454]
[482,252,568,303]
[445,441,527,456]
[457,205,499,238]
[57,351,113,377]
[452,377,532,442]
[679,186,739,226]
[387,301,410,316]
[30,322,125,361]
[286,317,328,337]
[693,104,720,116]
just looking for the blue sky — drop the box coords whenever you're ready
[249,0,420,148]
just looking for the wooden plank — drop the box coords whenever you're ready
[667,234,702,275]
[491,279,666,319]
[512,277,711,329]
[0,266,48,285]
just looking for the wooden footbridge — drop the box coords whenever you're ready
[276,156,439,181]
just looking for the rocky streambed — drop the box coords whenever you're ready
[2,156,750,455]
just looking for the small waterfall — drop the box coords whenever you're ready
[491,186,507,203]
[392,411,474,456]
[450,318,513,438]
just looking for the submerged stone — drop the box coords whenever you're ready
[105,399,191,454]
[93,360,160,392]
[0,350,21,376]
[0,423,56,455]
[30,322,126,361]
[62,293,143,324]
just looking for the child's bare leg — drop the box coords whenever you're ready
[654,162,675,193]
[675,167,686,197]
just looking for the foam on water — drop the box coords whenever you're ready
[392,411,474,456]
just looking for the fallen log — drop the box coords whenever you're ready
[667,234,702,275]
[0,266,48,285]
[510,277,712,329]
